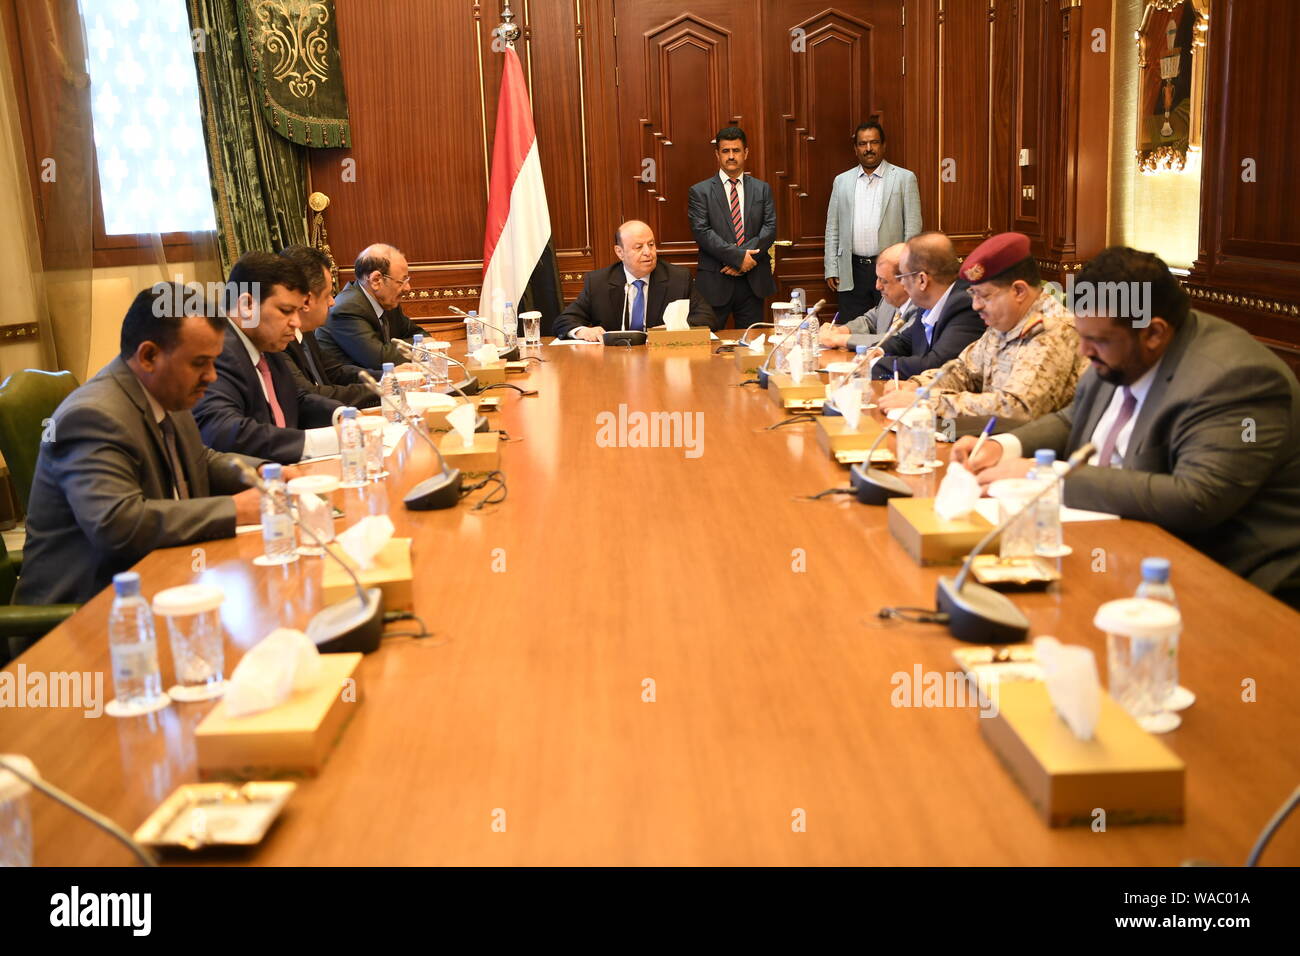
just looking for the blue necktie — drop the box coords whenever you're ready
[630,279,646,331]
[922,311,934,348]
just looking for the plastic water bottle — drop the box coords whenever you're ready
[898,386,936,473]
[378,362,404,422]
[465,310,484,352]
[108,571,165,710]
[339,406,366,486]
[501,301,517,350]
[1136,557,1191,711]
[796,318,817,375]
[259,463,297,564]
[1029,449,1063,556]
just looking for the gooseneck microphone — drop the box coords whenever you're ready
[358,370,464,511]
[715,321,775,353]
[849,357,961,504]
[756,299,826,388]
[448,306,521,360]
[393,340,488,430]
[229,459,386,652]
[934,442,1096,644]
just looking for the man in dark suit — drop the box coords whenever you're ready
[278,245,378,409]
[956,247,1300,603]
[868,232,983,379]
[193,253,342,464]
[553,221,715,340]
[15,284,266,606]
[687,126,777,332]
[316,243,425,371]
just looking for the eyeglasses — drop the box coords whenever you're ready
[895,269,924,282]
[382,273,411,287]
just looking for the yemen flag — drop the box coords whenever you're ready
[480,47,556,336]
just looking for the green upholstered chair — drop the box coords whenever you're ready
[0,535,78,665]
[0,369,79,513]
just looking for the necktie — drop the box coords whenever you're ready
[255,354,287,428]
[1097,386,1136,468]
[158,416,190,500]
[630,279,646,332]
[728,179,745,245]
[922,311,934,348]
[301,338,323,384]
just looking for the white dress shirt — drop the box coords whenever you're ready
[918,282,955,349]
[852,162,889,258]
[230,322,338,460]
[992,361,1160,465]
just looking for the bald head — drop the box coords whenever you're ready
[898,232,960,310]
[614,220,658,279]
[355,243,409,309]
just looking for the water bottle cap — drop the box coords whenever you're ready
[855,345,870,355]
[112,571,141,597]
[916,387,930,398]
[261,462,283,481]
[341,406,358,419]
[1034,449,1057,466]
[466,310,478,317]
[412,333,424,343]
[504,301,513,307]
[1141,557,1171,582]
[0,754,37,802]
[382,362,395,373]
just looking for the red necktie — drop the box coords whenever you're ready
[255,354,287,428]
[728,179,745,245]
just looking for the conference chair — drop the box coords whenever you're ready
[0,535,78,665]
[0,369,79,512]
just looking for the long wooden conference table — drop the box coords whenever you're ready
[4,340,1298,866]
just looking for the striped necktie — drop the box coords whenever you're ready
[728,179,745,245]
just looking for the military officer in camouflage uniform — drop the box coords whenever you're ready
[877,232,1086,422]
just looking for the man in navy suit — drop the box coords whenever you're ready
[687,126,777,332]
[869,232,984,380]
[193,253,343,464]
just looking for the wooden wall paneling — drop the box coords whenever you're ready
[1188,0,1300,373]
[1011,0,1047,240]
[902,0,940,240]
[937,1,996,244]
[767,1,904,303]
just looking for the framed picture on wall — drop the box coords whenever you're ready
[1137,0,1209,173]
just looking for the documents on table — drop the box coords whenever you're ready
[973,499,1118,524]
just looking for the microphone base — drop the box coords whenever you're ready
[500,344,520,361]
[474,415,490,433]
[935,576,1030,644]
[603,330,647,347]
[403,469,462,510]
[756,368,770,389]
[308,587,386,654]
[452,375,481,396]
[850,464,914,505]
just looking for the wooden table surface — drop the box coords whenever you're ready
[4,341,1298,866]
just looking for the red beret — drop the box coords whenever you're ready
[959,232,1031,283]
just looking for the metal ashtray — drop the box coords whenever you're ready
[133,782,296,851]
[969,554,1061,587]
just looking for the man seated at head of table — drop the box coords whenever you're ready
[315,243,426,372]
[277,244,379,410]
[876,231,1086,425]
[14,284,268,608]
[552,220,715,341]
[954,246,1300,606]
[192,252,343,464]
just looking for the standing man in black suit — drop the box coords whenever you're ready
[867,232,984,379]
[316,243,425,372]
[278,245,378,409]
[193,253,342,464]
[687,126,777,332]
[553,221,714,340]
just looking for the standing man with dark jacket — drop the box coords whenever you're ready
[278,245,378,409]
[688,126,777,332]
[316,243,425,372]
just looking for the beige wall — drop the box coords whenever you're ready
[1109,0,1202,269]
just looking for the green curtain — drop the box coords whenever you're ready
[188,0,310,275]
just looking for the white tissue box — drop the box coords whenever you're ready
[980,680,1185,827]
[647,326,710,348]
[195,653,363,780]
[321,538,413,609]
[424,396,494,432]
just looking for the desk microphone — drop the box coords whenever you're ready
[715,321,775,353]
[603,281,647,347]
[229,459,386,653]
[448,306,521,360]
[393,339,488,431]
[358,370,464,511]
[934,442,1096,644]
[756,299,825,388]
[849,356,960,504]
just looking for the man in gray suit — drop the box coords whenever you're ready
[15,284,267,606]
[819,242,913,350]
[955,247,1300,602]
[824,121,922,324]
